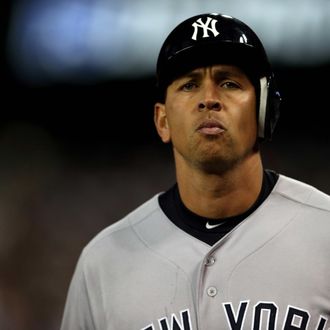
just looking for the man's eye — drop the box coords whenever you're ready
[222,81,239,89]
[182,82,198,91]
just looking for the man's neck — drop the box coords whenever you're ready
[174,152,264,219]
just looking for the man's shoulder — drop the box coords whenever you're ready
[274,174,330,212]
[81,193,163,258]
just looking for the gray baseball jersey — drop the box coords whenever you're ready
[60,175,330,330]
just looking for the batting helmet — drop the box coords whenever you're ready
[156,13,281,141]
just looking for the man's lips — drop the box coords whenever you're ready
[197,119,226,135]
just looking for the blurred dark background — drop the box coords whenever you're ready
[1,1,329,329]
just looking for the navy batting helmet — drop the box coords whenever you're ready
[156,13,281,141]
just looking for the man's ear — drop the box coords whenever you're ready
[154,102,171,143]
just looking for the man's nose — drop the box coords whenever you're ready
[198,82,222,111]
[198,99,222,111]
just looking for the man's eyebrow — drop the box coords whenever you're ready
[213,70,242,79]
[179,69,243,81]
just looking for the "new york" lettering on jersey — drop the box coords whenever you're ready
[140,301,328,330]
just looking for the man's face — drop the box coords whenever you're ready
[154,64,258,174]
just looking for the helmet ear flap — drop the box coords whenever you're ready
[258,75,281,141]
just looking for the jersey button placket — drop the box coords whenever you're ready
[204,256,218,297]
[198,251,223,329]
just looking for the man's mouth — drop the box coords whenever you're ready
[197,119,226,135]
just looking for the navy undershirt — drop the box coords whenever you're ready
[158,169,279,246]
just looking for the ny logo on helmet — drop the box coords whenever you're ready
[191,17,219,40]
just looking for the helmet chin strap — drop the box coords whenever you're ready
[258,76,268,139]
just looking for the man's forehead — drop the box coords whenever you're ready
[175,64,247,80]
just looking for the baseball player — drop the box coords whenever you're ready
[60,13,330,330]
